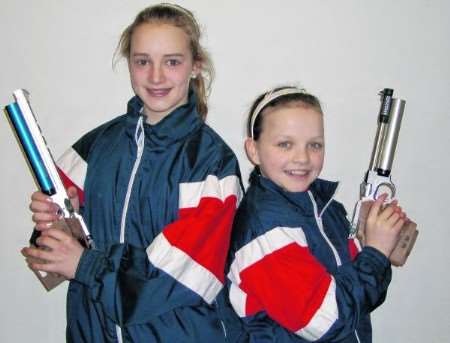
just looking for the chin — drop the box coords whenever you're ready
[282,177,313,193]
[291,187,309,193]
[281,184,309,193]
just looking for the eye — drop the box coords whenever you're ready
[166,58,181,67]
[309,142,323,150]
[133,58,149,67]
[277,141,292,149]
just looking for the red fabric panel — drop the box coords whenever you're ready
[163,195,237,283]
[239,243,332,332]
[348,239,360,260]
[57,167,85,206]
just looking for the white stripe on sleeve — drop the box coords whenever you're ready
[179,175,241,209]
[147,233,223,304]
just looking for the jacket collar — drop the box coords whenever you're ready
[250,168,339,216]
[125,91,203,148]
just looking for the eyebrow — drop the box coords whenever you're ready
[130,53,186,58]
[164,53,185,58]
[276,134,324,140]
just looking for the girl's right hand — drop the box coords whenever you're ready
[364,194,407,258]
[29,186,80,231]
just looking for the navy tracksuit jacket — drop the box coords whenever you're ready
[56,93,245,342]
[227,171,392,342]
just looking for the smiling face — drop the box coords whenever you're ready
[246,103,325,192]
[128,22,200,124]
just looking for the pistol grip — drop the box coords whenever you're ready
[390,221,418,266]
[29,219,70,291]
[355,201,418,266]
[29,217,90,291]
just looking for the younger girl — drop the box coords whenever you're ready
[227,86,406,342]
[23,4,243,342]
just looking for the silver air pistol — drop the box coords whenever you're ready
[4,89,94,290]
[351,88,418,266]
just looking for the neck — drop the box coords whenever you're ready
[145,111,167,124]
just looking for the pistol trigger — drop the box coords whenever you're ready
[375,182,395,201]
[56,208,64,217]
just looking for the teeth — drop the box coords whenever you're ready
[148,89,170,96]
[287,170,308,176]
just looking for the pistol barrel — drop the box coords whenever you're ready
[368,88,394,172]
[5,102,56,195]
[377,98,405,176]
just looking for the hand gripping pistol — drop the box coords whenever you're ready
[350,88,418,266]
[4,89,94,290]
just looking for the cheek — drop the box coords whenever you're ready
[128,67,142,85]
[174,71,191,86]
[173,63,194,83]
[259,149,284,170]
[313,152,325,170]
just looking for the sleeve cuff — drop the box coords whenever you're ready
[357,246,392,286]
[74,248,108,287]
[361,246,390,269]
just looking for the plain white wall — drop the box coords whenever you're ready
[1,1,449,342]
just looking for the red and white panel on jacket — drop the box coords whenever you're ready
[147,174,242,304]
[57,148,87,206]
[228,227,339,341]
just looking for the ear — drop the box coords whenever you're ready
[191,60,202,78]
[245,138,260,166]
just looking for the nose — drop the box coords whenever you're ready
[148,64,164,84]
[292,147,310,164]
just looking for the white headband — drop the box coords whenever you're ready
[250,87,306,138]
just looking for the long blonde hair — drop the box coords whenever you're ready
[114,3,214,120]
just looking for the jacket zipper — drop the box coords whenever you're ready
[307,192,342,266]
[116,116,145,343]
[308,191,362,342]
[214,299,228,338]
[355,329,361,342]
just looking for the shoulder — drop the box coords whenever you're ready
[233,182,296,244]
[196,123,236,156]
[72,114,128,159]
[183,123,240,178]
[330,199,348,216]
[77,95,141,148]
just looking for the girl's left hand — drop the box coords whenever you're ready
[21,228,84,280]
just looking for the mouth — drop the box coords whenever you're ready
[285,169,310,177]
[146,88,171,97]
